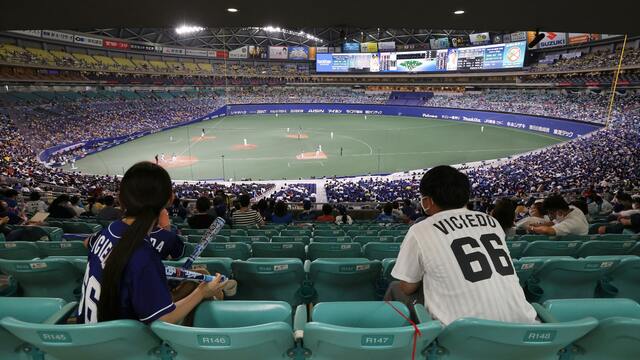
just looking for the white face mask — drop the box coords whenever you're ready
[420,196,430,214]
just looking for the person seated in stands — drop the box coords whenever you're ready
[48,194,77,219]
[70,195,85,217]
[595,196,640,234]
[401,199,419,221]
[169,196,188,220]
[515,200,549,232]
[297,199,316,221]
[375,202,397,223]
[254,199,272,222]
[491,198,516,238]
[611,191,633,214]
[212,196,227,220]
[270,201,293,224]
[528,195,588,236]
[24,191,47,214]
[187,196,217,229]
[96,195,123,221]
[335,205,353,225]
[0,202,13,237]
[86,197,105,216]
[0,189,19,210]
[385,165,536,325]
[315,204,336,223]
[232,194,264,227]
[586,193,613,217]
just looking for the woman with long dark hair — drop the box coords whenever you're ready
[78,162,226,324]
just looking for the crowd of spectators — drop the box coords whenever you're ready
[529,48,640,73]
[269,183,317,202]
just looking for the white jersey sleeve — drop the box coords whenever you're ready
[391,230,424,283]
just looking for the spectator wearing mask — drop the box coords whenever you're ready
[169,197,188,220]
[316,204,336,223]
[587,194,613,217]
[48,195,76,219]
[70,195,85,217]
[376,203,397,223]
[491,198,516,238]
[529,195,588,236]
[270,201,293,224]
[515,201,549,232]
[97,195,123,221]
[335,206,353,225]
[187,197,217,229]
[232,194,264,227]
[24,191,47,214]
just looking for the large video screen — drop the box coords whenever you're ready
[316,41,526,73]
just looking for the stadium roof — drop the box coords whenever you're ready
[0,1,637,36]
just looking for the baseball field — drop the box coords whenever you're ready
[69,114,564,180]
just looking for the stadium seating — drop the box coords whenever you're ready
[522,241,582,257]
[576,240,635,257]
[0,297,76,360]
[5,226,63,242]
[432,316,598,360]
[187,234,229,243]
[540,298,640,360]
[59,222,101,234]
[362,242,401,261]
[271,236,311,245]
[280,229,312,237]
[0,258,84,301]
[314,230,346,237]
[302,301,441,360]
[201,243,251,260]
[525,257,620,303]
[251,242,306,260]
[513,258,545,287]
[312,236,351,243]
[598,256,640,302]
[507,241,527,259]
[307,243,362,261]
[0,242,40,260]
[151,301,295,360]
[164,258,233,277]
[231,258,306,306]
[1,317,165,360]
[308,258,381,302]
[230,236,270,244]
[36,241,88,258]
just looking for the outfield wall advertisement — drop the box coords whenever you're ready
[40,104,602,164]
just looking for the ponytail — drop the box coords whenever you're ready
[96,161,172,322]
[98,210,157,321]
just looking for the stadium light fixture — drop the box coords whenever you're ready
[257,26,322,42]
[175,25,205,35]
[227,8,238,13]
[454,10,465,15]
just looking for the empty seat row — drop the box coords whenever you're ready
[184,234,403,245]
[1,297,639,360]
[507,240,639,258]
[2,226,63,242]
[0,241,87,260]
[509,234,639,242]
[180,228,408,239]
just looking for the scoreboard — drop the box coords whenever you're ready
[317,41,526,73]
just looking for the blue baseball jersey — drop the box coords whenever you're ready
[78,221,176,324]
[148,227,186,260]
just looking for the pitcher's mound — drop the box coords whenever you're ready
[286,133,309,139]
[191,136,217,142]
[232,144,257,151]
[296,151,327,160]
[159,156,198,168]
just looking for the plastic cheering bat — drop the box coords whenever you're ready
[182,217,226,270]
[165,265,228,283]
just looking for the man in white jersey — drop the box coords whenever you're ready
[389,165,537,325]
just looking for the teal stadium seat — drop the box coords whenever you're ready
[181,228,206,236]
[593,234,638,241]
[309,258,381,302]
[347,230,379,237]
[164,258,233,277]
[302,301,441,360]
[553,235,591,242]
[526,257,620,303]
[0,297,76,360]
[251,242,306,260]
[0,242,40,260]
[61,222,101,234]
[36,241,87,258]
[381,258,396,284]
[628,242,640,256]
[513,258,544,287]
[187,234,229,243]
[151,301,294,360]
[522,241,581,257]
[314,230,346,238]
[378,230,406,237]
[353,236,381,246]
[280,229,312,237]
[541,298,640,360]
[312,236,351,243]
[229,236,269,244]
[307,243,362,261]
[362,242,401,261]
[247,229,279,239]
[576,240,635,257]
[231,258,306,306]
[0,258,85,301]
[507,241,527,259]
[598,256,640,302]
[519,235,550,242]
[5,226,63,242]
[432,316,597,360]
[1,318,165,360]
[201,242,250,260]
[0,233,4,242]
[271,236,311,245]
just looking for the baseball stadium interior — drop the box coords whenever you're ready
[1,1,640,359]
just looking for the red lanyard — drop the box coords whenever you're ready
[385,300,422,360]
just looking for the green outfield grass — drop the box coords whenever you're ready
[69,114,564,180]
